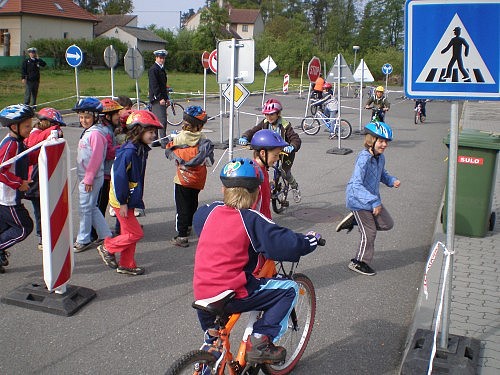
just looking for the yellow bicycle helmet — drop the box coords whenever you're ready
[376,86,385,92]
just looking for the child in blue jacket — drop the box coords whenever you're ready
[96,110,162,276]
[337,122,400,276]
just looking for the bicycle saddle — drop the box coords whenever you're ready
[192,290,236,315]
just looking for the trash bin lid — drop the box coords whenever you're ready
[444,129,500,150]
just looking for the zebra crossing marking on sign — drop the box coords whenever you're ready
[416,14,494,84]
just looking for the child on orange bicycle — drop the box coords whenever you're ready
[192,157,322,364]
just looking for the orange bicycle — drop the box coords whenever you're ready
[166,239,325,375]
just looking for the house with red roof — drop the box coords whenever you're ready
[0,0,97,56]
[184,1,263,40]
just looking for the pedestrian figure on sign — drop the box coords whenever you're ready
[441,26,470,81]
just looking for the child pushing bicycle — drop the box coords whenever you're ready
[192,157,322,364]
[239,98,302,203]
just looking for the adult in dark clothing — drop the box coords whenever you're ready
[21,47,46,107]
[148,49,169,148]
[441,26,470,80]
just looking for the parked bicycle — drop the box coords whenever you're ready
[166,239,325,375]
[301,110,352,140]
[130,88,184,126]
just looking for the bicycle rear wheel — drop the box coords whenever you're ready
[301,116,321,135]
[271,174,289,214]
[166,350,217,375]
[166,102,184,126]
[337,119,352,139]
[262,273,316,375]
[132,100,148,110]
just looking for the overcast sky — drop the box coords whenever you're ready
[132,0,207,30]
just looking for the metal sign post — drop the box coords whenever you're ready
[259,55,277,108]
[104,45,118,98]
[124,47,144,107]
[201,51,210,109]
[382,63,393,95]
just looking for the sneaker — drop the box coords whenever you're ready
[187,226,193,236]
[291,187,301,203]
[73,241,93,253]
[348,259,376,276]
[134,208,145,217]
[171,236,189,248]
[245,335,286,364]
[109,206,116,217]
[93,238,104,246]
[201,342,222,360]
[329,133,337,139]
[336,212,356,233]
[97,245,118,269]
[0,250,10,267]
[38,242,43,252]
[116,266,145,276]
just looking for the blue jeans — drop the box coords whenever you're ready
[76,175,112,244]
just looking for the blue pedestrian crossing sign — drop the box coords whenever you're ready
[405,0,499,100]
[65,45,83,68]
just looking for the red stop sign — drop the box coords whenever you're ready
[307,56,321,82]
[201,51,210,69]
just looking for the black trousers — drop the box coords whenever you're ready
[91,178,110,241]
[174,183,200,237]
[24,80,40,106]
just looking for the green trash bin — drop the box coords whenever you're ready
[443,129,500,237]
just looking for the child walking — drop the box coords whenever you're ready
[25,107,65,251]
[193,157,322,364]
[336,121,400,276]
[0,104,36,273]
[97,110,162,276]
[73,97,112,252]
[239,98,302,203]
[165,106,214,248]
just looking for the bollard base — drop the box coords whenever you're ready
[401,329,481,375]
[1,280,96,317]
[326,147,353,155]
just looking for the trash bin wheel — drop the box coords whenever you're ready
[489,212,496,231]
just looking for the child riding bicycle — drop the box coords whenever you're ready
[239,98,302,203]
[365,86,390,122]
[192,157,322,364]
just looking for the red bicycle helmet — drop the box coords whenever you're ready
[125,110,162,130]
[101,98,123,113]
[37,107,66,126]
[323,82,332,90]
[262,98,283,115]
[120,109,134,129]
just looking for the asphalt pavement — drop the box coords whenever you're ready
[0,89,493,374]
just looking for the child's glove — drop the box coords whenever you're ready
[283,145,294,153]
[306,231,322,241]
[238,137,248,146]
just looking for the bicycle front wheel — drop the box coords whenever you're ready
[166,102,184,126]
[301,116,321,135]
[166,350,218,375]
[262,273,316,375]
[337,119,352,139]
[271,174,289,214]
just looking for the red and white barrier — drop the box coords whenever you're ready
[283,74,289,94]
[38,138,73,293]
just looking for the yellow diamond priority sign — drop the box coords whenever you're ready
[222,83,250,109]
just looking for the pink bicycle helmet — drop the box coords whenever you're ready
[262,98,283,115]
[37,107,66,126]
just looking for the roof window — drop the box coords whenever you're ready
[54,2,64,11]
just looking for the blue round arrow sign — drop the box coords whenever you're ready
[382,63,393,75]
[66,45,83,68]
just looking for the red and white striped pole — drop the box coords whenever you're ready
[283,74,289,94]
[38,138,74,293]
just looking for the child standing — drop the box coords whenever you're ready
[0,104,36,273]
[90,98,122,243]
[193,157,322,364]
[96,110,162,276]
[249,129,287,219]
[239,98,302,203]
[73,97,112,252]
[165,106,214,248]
[25,107,65,251]
[336,121,400,276]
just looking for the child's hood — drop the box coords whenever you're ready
[173,130,204,146]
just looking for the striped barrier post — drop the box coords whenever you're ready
[38,138,73,293]
[283,74,290,94]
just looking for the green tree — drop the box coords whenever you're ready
[102,0,133,15]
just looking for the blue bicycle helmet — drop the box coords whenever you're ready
[183,105,208,127]
[220,158,263,191]
[364,121,393,141]
[250,129,288,150]
[0,104,35,127]
[72,97,103,113]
